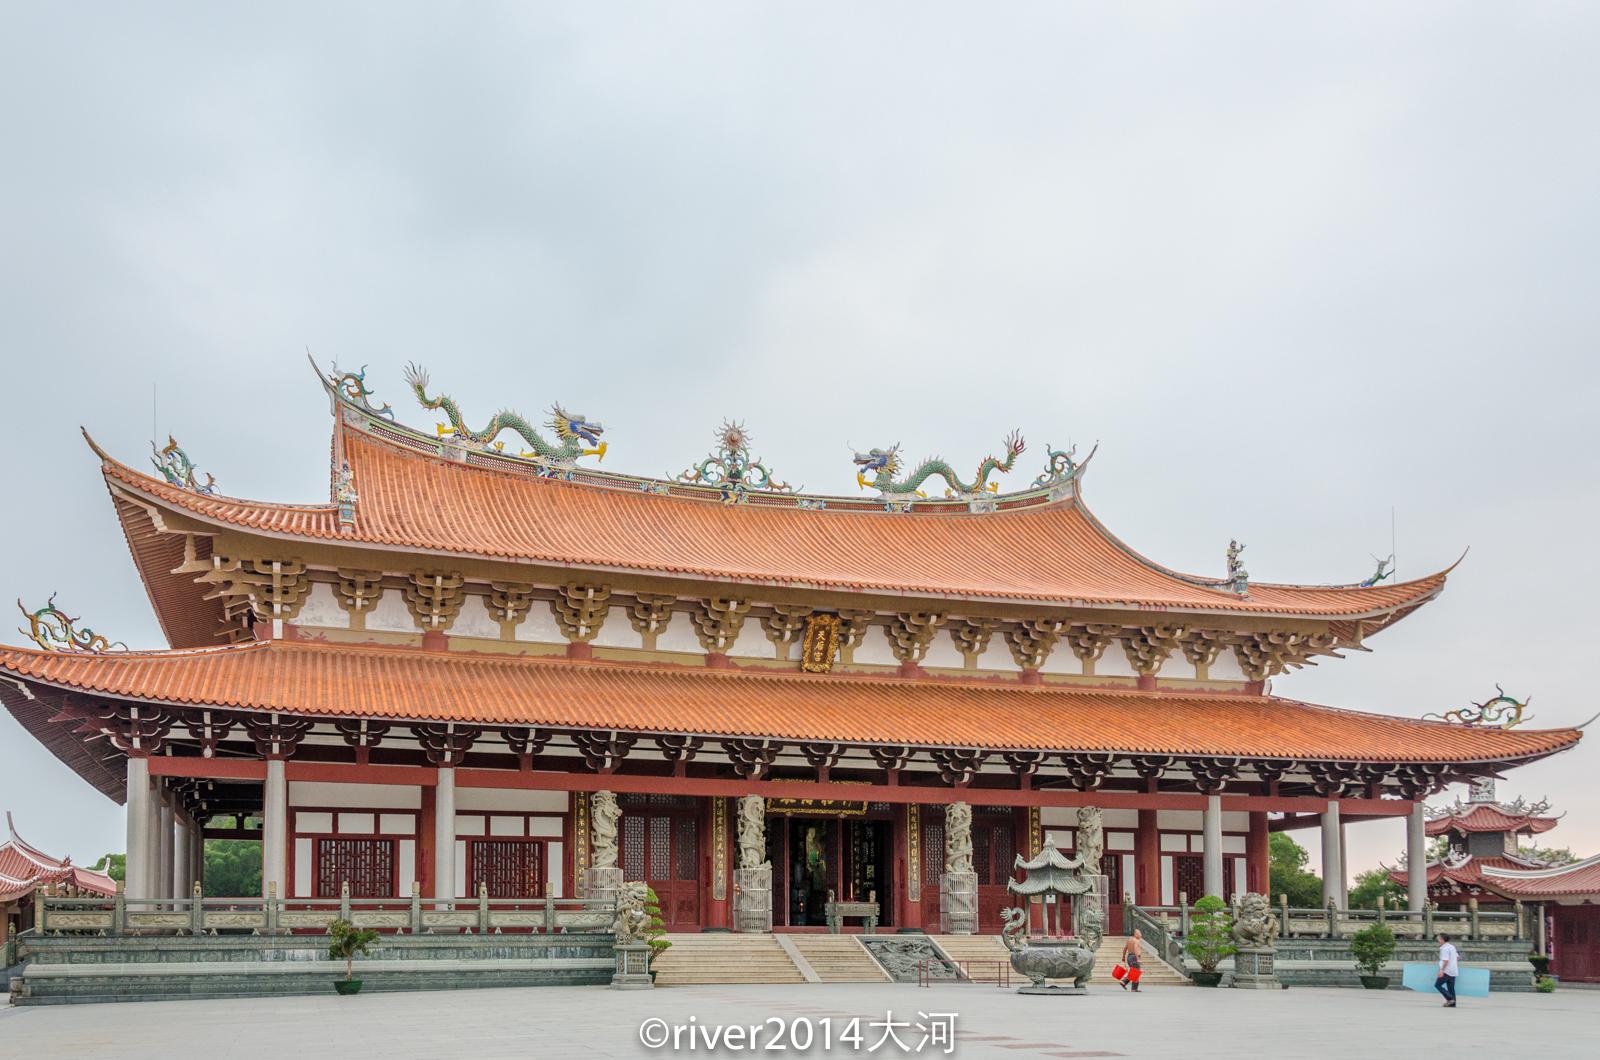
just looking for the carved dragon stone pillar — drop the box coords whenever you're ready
[940,801,978,934]
[733,794,772,932]
[583,790,624,907]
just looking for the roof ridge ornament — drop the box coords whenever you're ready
[674,420,797,503]
[1226,539,1249,595]
[852,430,1025,500]
[151,435,219,495]
[325,360,395,421]
[403,362,607,467]
[17,593,128,653]
[1423,685,1532,729]
[1360,553,1396,587]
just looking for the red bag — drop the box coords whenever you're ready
[1112,964,1128,981]
[1128,967,1143,984]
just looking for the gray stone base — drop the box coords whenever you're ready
[734,866,772,933]
[582,866,624,906]
[611,943,654,990]
[1018,984,1087,995]
[1231,945,1280,990]
[939,872,978,935]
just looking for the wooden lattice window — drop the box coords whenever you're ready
[315,838,396,898]
[921,819,945,882]
[649,816,672,880]
[674,816,698,881]
[623,816,647,880]
[470,840,545,899]
[974,819,1016,887]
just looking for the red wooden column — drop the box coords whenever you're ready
[1134,809,1160,906]
[1247,811,1271,895]
[417,785,437,899]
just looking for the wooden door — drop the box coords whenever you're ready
[469,839,545,898]
[1556,907,1600,983]
[623,810,701,929]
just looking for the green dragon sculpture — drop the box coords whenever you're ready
[853,431,1025,498]
[403,363,607,465]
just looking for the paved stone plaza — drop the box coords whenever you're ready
[3,982,1596,1059]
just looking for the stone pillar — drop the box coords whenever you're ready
[1320,801,1342,908]
[1202,794,1224,900]
[157,793,175,901]
[582,790,624,906]
[940,801,977,934]
[173,814,193,898]
[262,758,288,900]
[732,794,772,933]
[1338,821,1349,908]
[124,756,152,901]
[143,774,161,900]
[1406,803,1427,913]
[434,766,457,905]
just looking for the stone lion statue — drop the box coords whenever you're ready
[612,881,651,944]
[1231,892,1279,948]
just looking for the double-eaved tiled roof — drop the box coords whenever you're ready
[0,639,1579,765]
[96,422,1452,618]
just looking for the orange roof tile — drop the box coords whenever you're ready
[97,425,1451,619]
[1425,803,1561,836]
[0,640,1578,765]
[1480,855,1600,898]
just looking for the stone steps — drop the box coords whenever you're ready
[787,935,892,983]
[928,935,1189,985]
[651,934,805,985]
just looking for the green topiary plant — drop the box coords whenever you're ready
[327,918,380,983]
[643,886,671,962]
[1351,922,1396,985]
[1535,975,1557,993]
[1183,895,1236,980]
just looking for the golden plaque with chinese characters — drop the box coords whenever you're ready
[800,613,841,673]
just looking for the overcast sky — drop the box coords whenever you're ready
[2,3,1596,881]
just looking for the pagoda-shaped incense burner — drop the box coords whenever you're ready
[1000,838,1106,994]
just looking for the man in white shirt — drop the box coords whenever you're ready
[1435,933,1460,1007]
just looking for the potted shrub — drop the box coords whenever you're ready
[643,886,671,981]
[1529,952,1552,977]
[1182,895,1235,987]
[1350,922,1396,989]
[1535,975,1557,993]
[327,918,379,995]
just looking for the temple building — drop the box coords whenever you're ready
[1,813,116,944]
[0,363,1583,939]
[1392,780,1600,983]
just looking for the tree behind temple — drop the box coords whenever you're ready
[1269,833,1323,907]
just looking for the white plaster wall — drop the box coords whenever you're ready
[590,613,642,650]
[1221,836,1246,854]
[1222,811,1249,831]
[456,788,568,813]
[1104,809,1138,829]
[455,840,468,900]
[1108,831,1135,849]
[1040,807,1075,828]
[529,818,562,837]
[653,612,702,654]
[725,621,772,659]
[1160,857,1175,904]
[366,588,417,633]
[293,838,312,897]
[921,634,966,670]
[1157,809,1204,830]
[853,627,899,667]
[450,595,501,640]
[1160,834,1187,853]
[1206,649,1248,682]
[289,782,421,809]
[1037,645,1081,676]
[1044,828,1074,849]
[457,816,486,836]
[1093,645,1138,677]
[379,814,412,835]
[514,605,565,645]
[1233,859,1247,897]
[398,840,416,892]
[547,841,563,897]
[296,811,334,833]
[297,582,349,630]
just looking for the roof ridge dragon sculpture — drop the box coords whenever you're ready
[150,436,219,495]
[403,363,606,466]
[853,430,1025,498]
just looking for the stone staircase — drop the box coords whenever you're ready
[928,934,1189,986]
[788,935,893,982]
[652,933,805,986]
